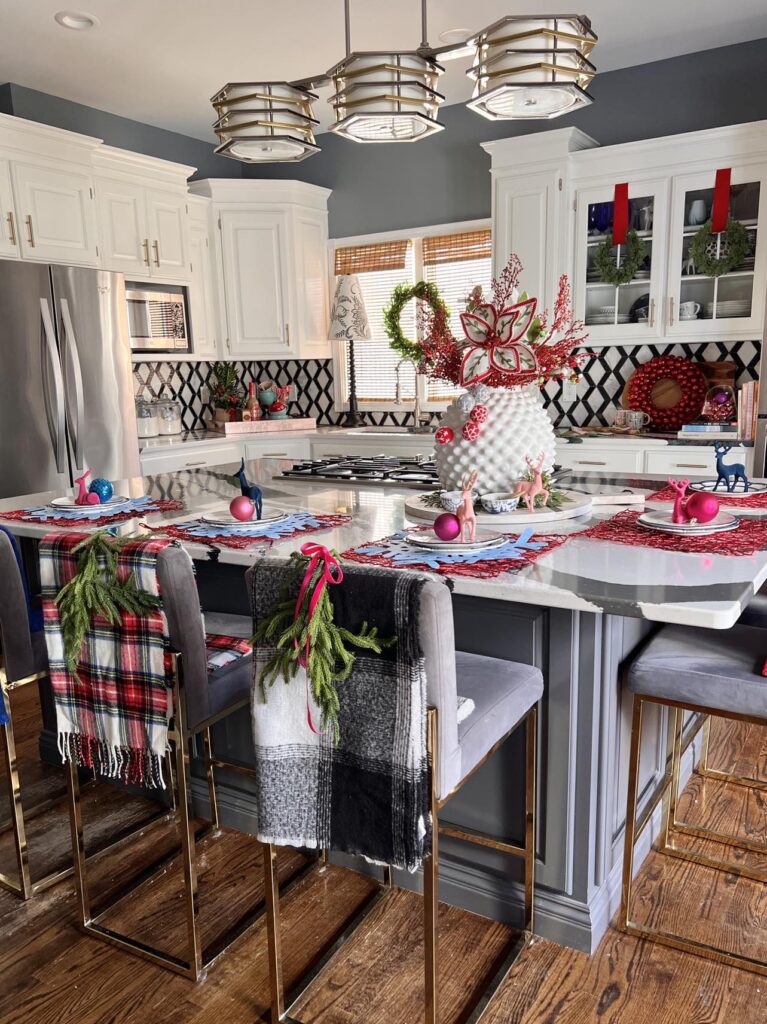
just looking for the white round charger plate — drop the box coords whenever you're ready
[201,508,288,528]
[50,495,129,509]
[405,490,593,525]
[405,527,506,552]
[687,479,767,498]
[637,509,739,535]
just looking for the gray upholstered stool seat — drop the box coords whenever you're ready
[737,590,767,628]
[456,651,543,781]
[204,612,253,723]
[627,622,767,717]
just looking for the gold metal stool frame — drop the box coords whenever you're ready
[66,652,313,981]
[622,694,767,976]
[262,704,538,1024]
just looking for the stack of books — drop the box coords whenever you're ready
[677,422,738,440]
[737,380,759,442]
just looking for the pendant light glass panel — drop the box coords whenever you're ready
[467,15,596,120]
[211,82,320,162]
[328,52,445,142]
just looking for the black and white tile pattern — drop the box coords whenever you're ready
[133,339,761,433]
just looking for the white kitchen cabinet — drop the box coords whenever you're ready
[244,436,311,461]
[141,441,243,475]
[95,177,147,275]
[187,197,219,358]
[555,443,644,474]
[11,161,98,265]
[0,160,19,259]
[145,189,189,281]
[311,434,435,460]
[189,179,332,360]
[645,445,753,477]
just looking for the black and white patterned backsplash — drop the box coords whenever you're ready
[133,339,761,433]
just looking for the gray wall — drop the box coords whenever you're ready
[0,83,241,180]
[246,37,767,237]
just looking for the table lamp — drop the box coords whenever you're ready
[328,274,371,428]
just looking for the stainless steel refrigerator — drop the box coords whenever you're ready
[0,262,140,500]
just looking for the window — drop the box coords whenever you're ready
[332,222,492,408]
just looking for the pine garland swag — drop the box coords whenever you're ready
[384,281,449,363]
[593,229,647,286]
[688,218,750,278]
[55,533,162,676]
[253,552,397,743]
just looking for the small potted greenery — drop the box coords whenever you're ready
[210,361,244,423]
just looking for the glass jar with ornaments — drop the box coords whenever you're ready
[386,253,589,495]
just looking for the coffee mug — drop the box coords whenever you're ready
[679,301,701,320]
[615,409,651,430]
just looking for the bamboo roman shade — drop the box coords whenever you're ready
[334,239,410,276]
[422,229,491,267]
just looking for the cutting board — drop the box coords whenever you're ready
[621,359,736,410]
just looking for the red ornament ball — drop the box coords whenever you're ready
[435,426,454,445]
[470,404,488,424]
[434,513,461,542]
[229,496,256,522]
[685,492,719,524]
[462,420,480,442]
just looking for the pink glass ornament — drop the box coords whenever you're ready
[435,426,454,445]
[86,492,101,505]
[229,495,256,521]
[470,404,488,424]
[461,420,480,442]
[434,513,461,541]
[685,491,720,524]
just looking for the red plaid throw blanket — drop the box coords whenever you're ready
[41,534,181,788]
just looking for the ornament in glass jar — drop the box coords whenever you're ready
[701,384,736,423]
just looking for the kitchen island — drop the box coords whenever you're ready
[3,458,766,954]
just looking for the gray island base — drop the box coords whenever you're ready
[4,460,767,954]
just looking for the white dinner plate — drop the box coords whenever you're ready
[201,508,288,528]
[687,480,767,498]
[637,509,739,535]
[405,528,506,552]
[50,495,129,509]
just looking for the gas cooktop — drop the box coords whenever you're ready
[282,455,439,489]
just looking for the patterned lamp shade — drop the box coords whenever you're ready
[211,82,320,162]
[327,275,372,341]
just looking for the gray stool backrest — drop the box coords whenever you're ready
[0,531,35,683]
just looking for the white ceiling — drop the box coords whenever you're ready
[1,0,767,140]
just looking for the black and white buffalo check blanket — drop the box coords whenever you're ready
[249,560,431,872]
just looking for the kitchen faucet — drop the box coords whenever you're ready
[395,358,432,433]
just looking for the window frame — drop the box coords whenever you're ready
[329,218,492,413]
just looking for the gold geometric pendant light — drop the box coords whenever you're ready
[211,82,320,163]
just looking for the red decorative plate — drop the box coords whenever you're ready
[626,356,707,431]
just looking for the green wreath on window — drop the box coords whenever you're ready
[593,229,647,286]
[688,218,750,278]
[383,281,449,363]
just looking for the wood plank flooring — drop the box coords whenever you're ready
[2,695,767,1023]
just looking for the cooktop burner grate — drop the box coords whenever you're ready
[282,456,440,489]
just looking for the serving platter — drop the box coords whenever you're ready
[405,490,593,525]
[637,509,739,535]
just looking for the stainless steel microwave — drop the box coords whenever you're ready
[126,284,190,353]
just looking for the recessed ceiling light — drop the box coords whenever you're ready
[437,28,474,60]
[54,10,99,30]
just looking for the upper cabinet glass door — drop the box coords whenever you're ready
[667,167,766,337]
[574,179,668,343]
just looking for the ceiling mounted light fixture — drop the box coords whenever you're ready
[54,10,99,30]
[209,3,596,162]
[211,82,320,163]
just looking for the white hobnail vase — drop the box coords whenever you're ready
[434,385,556,494]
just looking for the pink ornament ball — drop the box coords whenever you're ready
[86,492,101,505]
[470,404,488,424]
[685,492,720,524]
[462,420,480,442]
[434,513,461,542]
[435,426,454,445]
[229,495,256,522]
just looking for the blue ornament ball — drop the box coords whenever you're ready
[88,478,114,503]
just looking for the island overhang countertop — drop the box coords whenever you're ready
[2,459,766,630]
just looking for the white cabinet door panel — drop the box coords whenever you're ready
[644,446,753,477]
[96,178,148,275]
[294,211,331,357]
[188,218,218,358]
[12,162,98,265]
[219,210,290,359]
[0,160,19,259]
[557,445,644,473]
[146,189,188,281]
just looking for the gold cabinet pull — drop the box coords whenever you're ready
[285,323,290,343]
[668,296,674,326]
[6,211,16,246]
[25,215,35,247]
[575,459,607,466]
[142,238,150,266]
[649,298,655,327]
[152,240,160,267]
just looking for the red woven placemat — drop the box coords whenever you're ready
[0,499,184,528]
[578,508,767,556]
[649,484,767,510]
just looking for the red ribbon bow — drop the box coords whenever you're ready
[294,542,343,734]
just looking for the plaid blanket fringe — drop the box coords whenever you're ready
[40,533,181,789]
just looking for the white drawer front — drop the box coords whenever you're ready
[644,446,752,478]
[311,438,434,460]
[244,437,310,461]
[141,442,242,475]
[558,447,644,473]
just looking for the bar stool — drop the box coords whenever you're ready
[248,568,543,1024]
[66,543,287,980]
[621,620,767,974]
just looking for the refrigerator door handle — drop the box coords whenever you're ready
[59,297,86,471]
[39,298,66,474]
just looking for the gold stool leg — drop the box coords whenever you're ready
[263,841,285,1023]
[0,690,32,899]
[67,757,92,924]
[202,727,219,830]
[523,706,537,934]
[621,695,643,930]
[662,707,684,851]
[424,707,439,1024]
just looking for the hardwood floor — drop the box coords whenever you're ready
[2,695,767,1023]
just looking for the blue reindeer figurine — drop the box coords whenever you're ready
[233,458,263,519]
[713,441,749,493]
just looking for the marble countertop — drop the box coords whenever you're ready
[2,459,766,630]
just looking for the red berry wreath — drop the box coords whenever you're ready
[626,356,707,431]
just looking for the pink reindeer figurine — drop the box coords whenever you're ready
[456,470,478,543]
[513,453,549,513]
[73,468,100,506]
[668,478,691,524]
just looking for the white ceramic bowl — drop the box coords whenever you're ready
[480,492,519,514]
[440,490,472,513]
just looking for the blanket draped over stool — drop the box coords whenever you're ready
[249,561,431,871]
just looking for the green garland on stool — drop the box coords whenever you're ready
[383,281,449,363]
[593,229,647,286]
[689,218,750,277]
